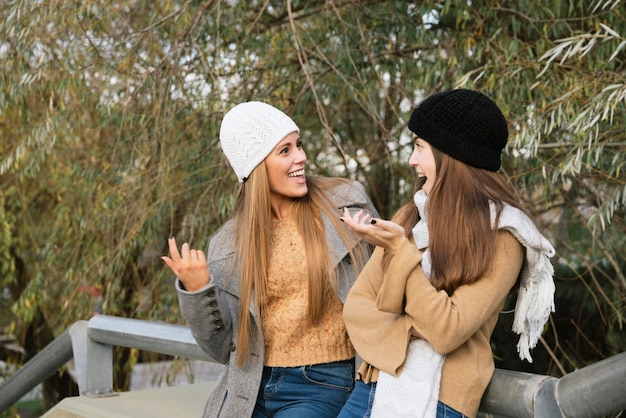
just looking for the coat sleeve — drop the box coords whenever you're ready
[176,222,240,365]
[176,279,234,365]
[343,246,418,375]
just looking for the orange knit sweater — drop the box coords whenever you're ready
[263,217,354,367]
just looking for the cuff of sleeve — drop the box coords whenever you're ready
[375,239,423,313]
[175,278,212,294]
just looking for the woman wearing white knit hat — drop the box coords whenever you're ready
[338,89,555,418]
[162,101,378,417]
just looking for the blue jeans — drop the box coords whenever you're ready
[252,359,355,418]
[337,380,467,418]
[337,379,377,418]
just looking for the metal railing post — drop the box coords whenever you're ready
[69,320,116,397]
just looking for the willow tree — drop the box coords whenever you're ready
[433,0,626,374]
[0,0,624,413]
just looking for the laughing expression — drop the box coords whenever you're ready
[409,135,436,195]
[264,131,308,217]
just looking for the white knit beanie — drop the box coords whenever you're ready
[219,101,300,182]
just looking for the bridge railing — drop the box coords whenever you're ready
[1,315,625,418]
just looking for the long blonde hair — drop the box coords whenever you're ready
[232,162,368,366]
[387,148,525,295]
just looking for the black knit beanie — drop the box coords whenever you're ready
[408,89,508,171]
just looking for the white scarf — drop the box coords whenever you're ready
[489,200,556,362]
[371,190,556,418]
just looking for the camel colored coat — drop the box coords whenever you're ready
[343,231,524,418]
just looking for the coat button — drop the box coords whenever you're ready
[229,341,236,352]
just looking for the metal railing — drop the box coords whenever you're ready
[1,315,625,417]
[0,328,74,411]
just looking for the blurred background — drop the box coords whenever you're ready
[1,0,624,415]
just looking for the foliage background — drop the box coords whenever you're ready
[1,0,624,413]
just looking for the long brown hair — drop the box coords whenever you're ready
[231,163,368,366]
[386,147,524,295]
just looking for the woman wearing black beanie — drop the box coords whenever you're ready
[338,89,556,418]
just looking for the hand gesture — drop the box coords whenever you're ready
[340,208,406,252]
[161,236,210,292]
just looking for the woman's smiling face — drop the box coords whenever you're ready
[264,131,308,214]
[409,135,437,195]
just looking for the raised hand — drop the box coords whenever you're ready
[161,236,210,292]
[340,208,406,252]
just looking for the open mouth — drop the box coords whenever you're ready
[288,169,305,178]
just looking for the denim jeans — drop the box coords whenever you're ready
[337,379,377,418]
[251,359,354,418]
[337,380,467,418]
[436,402,467,418]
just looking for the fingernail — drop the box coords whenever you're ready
[370,219,377,224]
[339,218,344,223]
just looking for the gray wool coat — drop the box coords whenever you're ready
[176,179,378,418]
